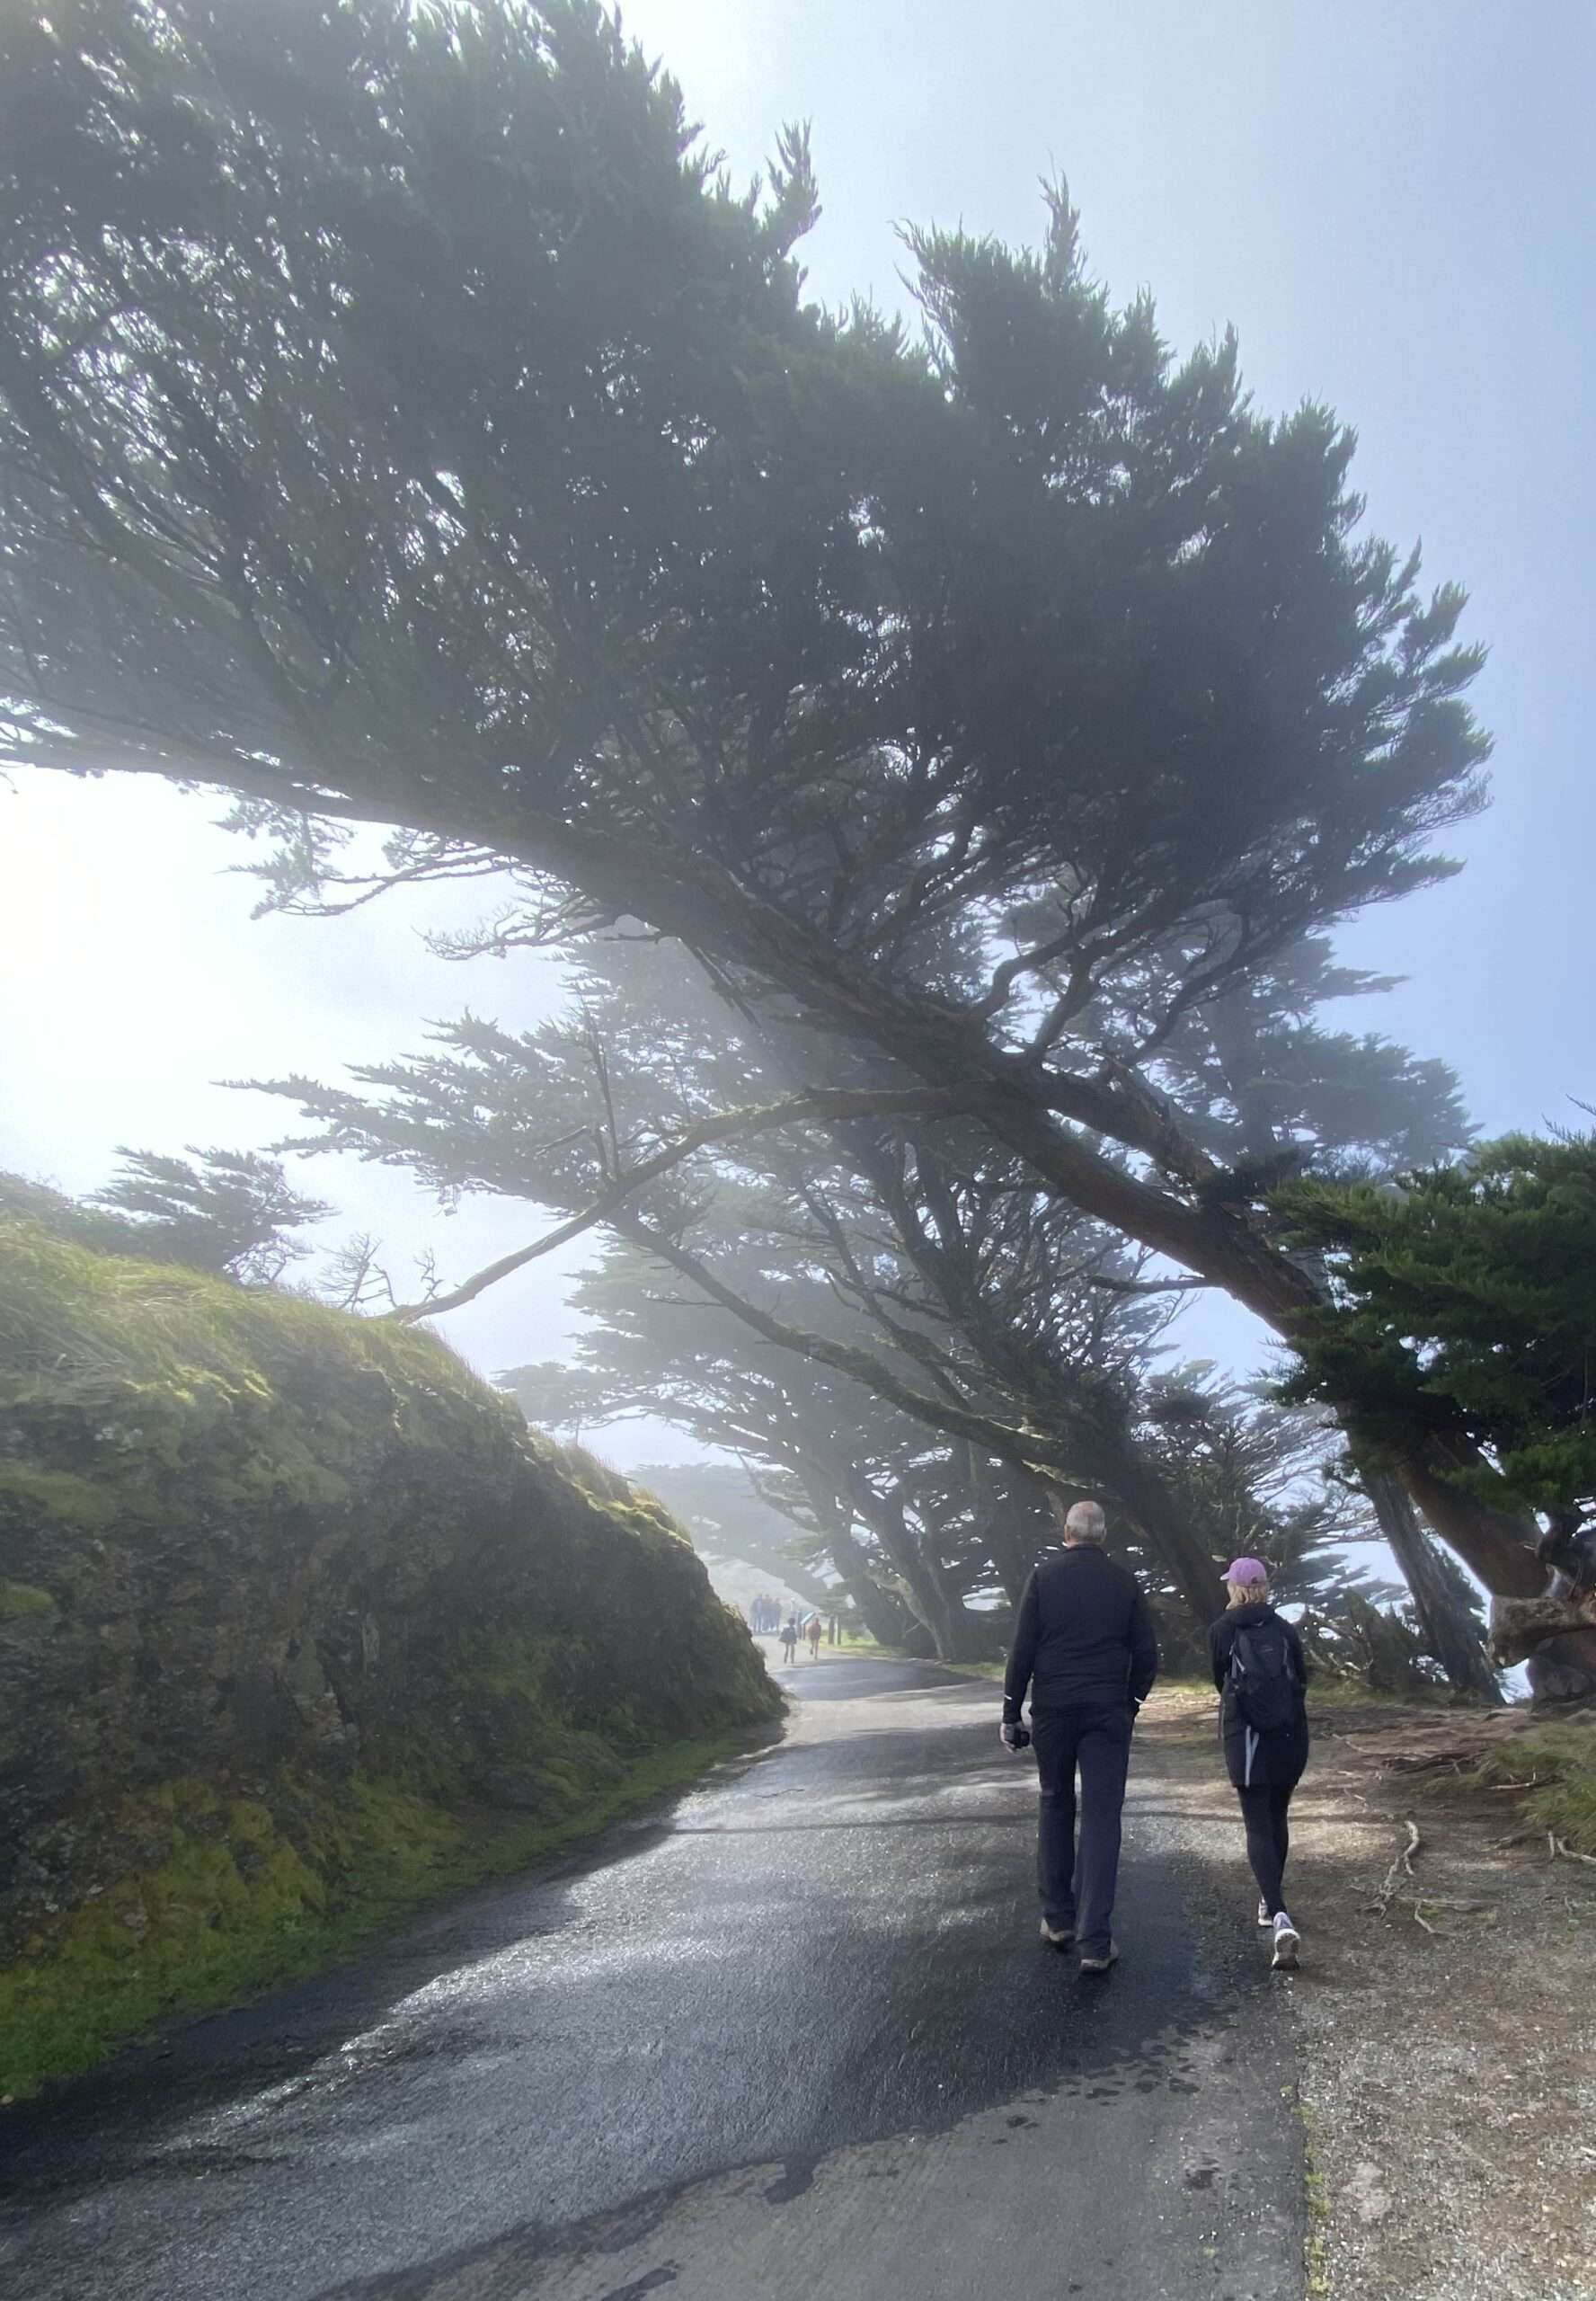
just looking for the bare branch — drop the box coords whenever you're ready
[386,1084,987,1322]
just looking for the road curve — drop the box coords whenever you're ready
[0,1655,1303,2300]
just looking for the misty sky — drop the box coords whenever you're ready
[2,0,1592,1467]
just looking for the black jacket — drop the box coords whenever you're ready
[1003,1547,1159,1721]
[1209,1603,1309,1788]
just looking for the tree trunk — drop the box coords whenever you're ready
[959,1451,1053,1607]
[1392,1449,1547,1596]
[1488,1592,1596,1668]
[853,1486,990,1662]
[1359,1465,1503,1703]
[804,1504,914,1649]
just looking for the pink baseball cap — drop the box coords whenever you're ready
[1221,1557,1269,1586]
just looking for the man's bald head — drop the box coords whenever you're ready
[1059,1497,1106,1546]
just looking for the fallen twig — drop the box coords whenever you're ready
[1370,1817,1423,1917]
[1413,1904,1438,1934]
[1551,1835,1596,1868]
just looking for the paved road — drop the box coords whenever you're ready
[0,1657,1302,2300]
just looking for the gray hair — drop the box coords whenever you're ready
[1063,1498,1107,1545]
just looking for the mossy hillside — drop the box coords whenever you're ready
[0,1219,779,2092]
[0,1733,750,2101]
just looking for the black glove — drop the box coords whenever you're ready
[1000,1720,1031,1752]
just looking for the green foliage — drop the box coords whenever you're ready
[90,1146,332,1284]
[2,1152,330,1285]
[0,0,1485,1016]
[1278,1132,1596,1515]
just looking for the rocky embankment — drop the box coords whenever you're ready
[0,1221,779,2096]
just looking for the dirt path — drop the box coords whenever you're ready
[1138,1692,1596,2301]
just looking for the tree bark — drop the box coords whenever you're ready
[1488,1593,1596,1668]
[1358,1465,1502,1702]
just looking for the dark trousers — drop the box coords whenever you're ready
[1236,1780,1297,1916]
[1031,1704,1133,1956]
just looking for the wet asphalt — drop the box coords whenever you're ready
[0,1654,1303,2300]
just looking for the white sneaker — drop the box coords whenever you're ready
[1257,1897,1272,1928]
[1271,1912,1300,1970]
[1039,1918,1075,1948]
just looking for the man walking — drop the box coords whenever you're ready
[1000,1497,1158,1973]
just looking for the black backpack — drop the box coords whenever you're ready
[1226,1618,1302,1734]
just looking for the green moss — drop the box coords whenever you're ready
[1293,2094,1333,2300]
[0,1217,527,1526]
[0,1464,116,1531]
[0,1730,757,2100]
[0,1577,57,1621]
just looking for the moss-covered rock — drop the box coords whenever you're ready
[0,1221,780,2095]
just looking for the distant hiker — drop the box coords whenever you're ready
[806,1615,823,1658]
[1209,1559,1309,1971]
[1001,1497,1158,1973]
[780,1617,799,1662]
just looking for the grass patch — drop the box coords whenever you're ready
[1467,1715,1596,1855]
[0,1577,56,1621]
[796,1636,1006,1677]
[0,1729,758,2101]
[1296,2094,1333,2301]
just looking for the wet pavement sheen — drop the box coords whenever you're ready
[0,1657,1303,2300]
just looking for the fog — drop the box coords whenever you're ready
[3,0,1591,1456]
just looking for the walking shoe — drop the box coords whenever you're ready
[1078,1941,1120,1973]
[1257,1897,1272,1928]
[1271,1912,1300,1970]
[1039,1919,1075,1948]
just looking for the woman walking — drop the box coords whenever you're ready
[1209,1559,1309,1970]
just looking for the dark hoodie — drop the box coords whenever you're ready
[1208,1601,1309,1789]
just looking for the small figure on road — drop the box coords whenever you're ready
[806,1615,823,1659]
[1209,1559,1309,1970]
[1001,1496,1158,1974]
[779,1616,799,1663]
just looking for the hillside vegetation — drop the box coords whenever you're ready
[0,1221,778,2096]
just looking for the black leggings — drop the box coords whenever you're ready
[1236,1781,1298,1917]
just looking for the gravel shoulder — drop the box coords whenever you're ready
[1136,1690,1596,2301]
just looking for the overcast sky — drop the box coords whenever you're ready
[2,0,1592,1462]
